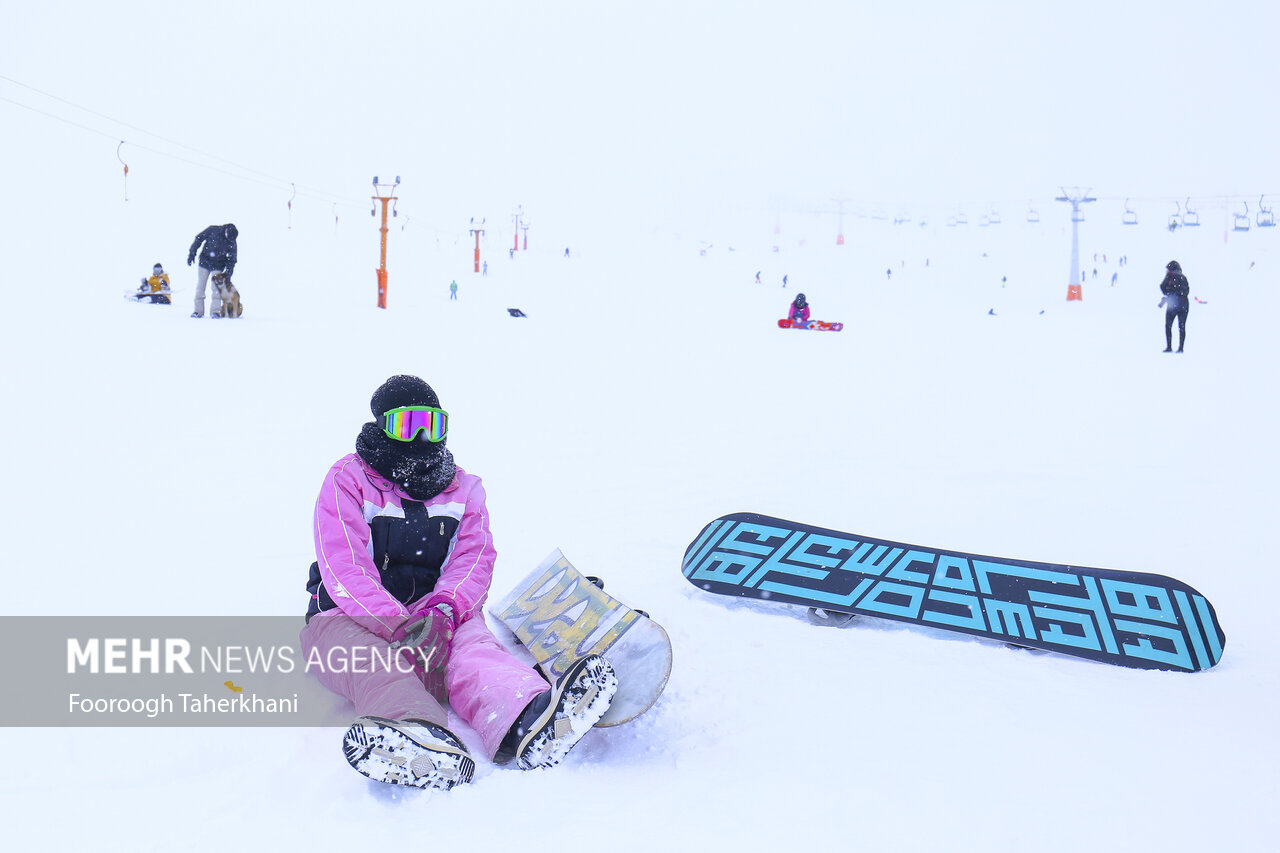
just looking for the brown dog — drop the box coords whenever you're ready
[211,273,243,318]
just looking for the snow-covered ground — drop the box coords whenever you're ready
[3,4,1278,851]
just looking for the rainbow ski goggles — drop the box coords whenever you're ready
[381,405,449,443]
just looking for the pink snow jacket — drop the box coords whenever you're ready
[789,303,810,323]
[306,453,495,641]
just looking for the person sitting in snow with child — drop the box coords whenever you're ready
[301,375,618,790]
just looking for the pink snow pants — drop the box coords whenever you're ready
[300,608,550,760]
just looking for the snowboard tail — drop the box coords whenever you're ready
[491,550,672,725]
[682,512,1224,672]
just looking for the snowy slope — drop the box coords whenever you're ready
[3,177,1278,851]
[3,4,1279,852]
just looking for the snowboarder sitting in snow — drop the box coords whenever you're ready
[301,375,618,790]
[1158,260,1190,353]
[788,293,811,326]
[134,262,171,303]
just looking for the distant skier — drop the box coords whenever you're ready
[782,274,789,288]
[449,280,458,300]
[1158,260,1191,353]
[1111,272,1118,287]
[755,271,761,284]
[788,293,810,325]
[187,223,238,318]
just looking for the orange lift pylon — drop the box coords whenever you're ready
[372,176,399,308]
[470,218,485,273]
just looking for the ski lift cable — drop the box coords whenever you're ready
[2,91,366,210]
[0,74,362,208]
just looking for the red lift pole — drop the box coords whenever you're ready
[372,176,400,308]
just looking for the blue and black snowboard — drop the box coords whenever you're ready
[682,512,1225,672]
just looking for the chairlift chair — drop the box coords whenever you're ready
[956,212,969,225]
[988,210,1001,225]
[1257,196,1276,228]
[1233,201,1250,232]
[1123,199,1138,225]
[1182,198,1200,227]
[1026,206,1040,223]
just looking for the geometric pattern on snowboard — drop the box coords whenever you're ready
[491,549,672,725]
[683,512,1224,672]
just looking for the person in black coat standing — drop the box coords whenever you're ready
[187,223,239,318]
[1159,260,1190,353]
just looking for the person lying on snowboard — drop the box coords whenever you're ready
[134,263,172,303]
[788,293,811,325]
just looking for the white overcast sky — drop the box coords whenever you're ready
[3,0,1275,227]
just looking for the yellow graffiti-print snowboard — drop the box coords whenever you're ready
[491,550,671,726]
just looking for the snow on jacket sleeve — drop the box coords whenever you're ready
[187,227,212,264]
[429,474,497,625]
[313,457,411,640]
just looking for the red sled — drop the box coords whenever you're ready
[779,318,843,332]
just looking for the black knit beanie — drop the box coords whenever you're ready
[370,374,441,421]
[356,375,456,499]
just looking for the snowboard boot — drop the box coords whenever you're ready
[342,716,475,790]
[495,655,618,770]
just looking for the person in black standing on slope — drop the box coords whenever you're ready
[1158,260,1191,353]
[187,223,239,318]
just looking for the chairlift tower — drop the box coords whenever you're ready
[1055,187,1095,300]
[372,176,400,309]
[831,197,849,245]
[469,218,486,272]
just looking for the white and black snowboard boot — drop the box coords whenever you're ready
[498,654,619,770]
[342,716,475,790]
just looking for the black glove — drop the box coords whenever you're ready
[187,256,194,266]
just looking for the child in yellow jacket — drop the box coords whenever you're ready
[135,263,172,304]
